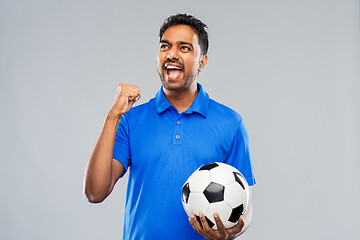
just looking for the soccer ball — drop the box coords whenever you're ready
[181,162,249,230]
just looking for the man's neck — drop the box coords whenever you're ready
[163,82,198,114]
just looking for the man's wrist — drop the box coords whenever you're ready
[107,110,122,120]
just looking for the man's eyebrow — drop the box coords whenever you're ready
[159,40,193,48]
[160,40,170,44]
[178,41,193,48]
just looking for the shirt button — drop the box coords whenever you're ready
[175,135,180,139]
[176,120,181,125]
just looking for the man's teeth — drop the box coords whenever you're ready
[166,65,181,70]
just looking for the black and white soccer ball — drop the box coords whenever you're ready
[181,162,249,230]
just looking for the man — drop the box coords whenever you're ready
[84,14,255,240]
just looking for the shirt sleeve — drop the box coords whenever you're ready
[224,119,256,186]
[112,114,131,173]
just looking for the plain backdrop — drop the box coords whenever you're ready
[1,0,359,239]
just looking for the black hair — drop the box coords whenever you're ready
[159,13,209,55]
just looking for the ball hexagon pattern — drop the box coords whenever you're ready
[181,162,249,230]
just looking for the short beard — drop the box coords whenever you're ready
[157,70,198,92]
[156,71,186,92]
[162,80,188,92]
[164,84,187,92]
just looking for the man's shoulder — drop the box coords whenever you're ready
[208,98,243,123]
[128,98,155,113]
[121,98,155,123]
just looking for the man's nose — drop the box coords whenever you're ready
[167,48,179,61]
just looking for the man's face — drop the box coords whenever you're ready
[157,24,207,91]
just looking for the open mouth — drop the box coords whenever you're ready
[165,64,183,80]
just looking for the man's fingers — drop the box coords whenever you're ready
[191,212,212,238]
[199,212,212,232]
[118,83,140,94]
[111,82,141,116]
[118,83,141,102]
[128,92,141,101]
[193,213,204,233]
[189,216,199,233]
[227,215,245,236]
[200,212,227,240]
[127,87,141,101]
[189,213,201,233]
[237,215,245,231]
[213,213,228,239]
[189,211,244,240]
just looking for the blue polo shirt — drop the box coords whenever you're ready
[113,83,255,240]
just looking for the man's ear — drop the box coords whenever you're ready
[198,54,208,72]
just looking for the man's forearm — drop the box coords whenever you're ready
[83,112,121,203]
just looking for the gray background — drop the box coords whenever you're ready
[1,0,359,239]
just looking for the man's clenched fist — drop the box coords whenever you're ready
[109,83,141,117]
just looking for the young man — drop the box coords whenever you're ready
[84,14,256,240]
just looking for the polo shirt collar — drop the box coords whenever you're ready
[155,83,209,118]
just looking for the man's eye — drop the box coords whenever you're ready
[181,46,190,51]
[160,45,169,50]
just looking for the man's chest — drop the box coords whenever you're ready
[128,114,234,171]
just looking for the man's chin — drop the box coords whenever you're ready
[162,80,187,92]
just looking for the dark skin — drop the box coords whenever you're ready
[189,212,246,240]
[84,23,253,239]
[156,24,207,113]
[157,24,253,239]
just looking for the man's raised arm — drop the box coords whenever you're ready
[83,83,140,203]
